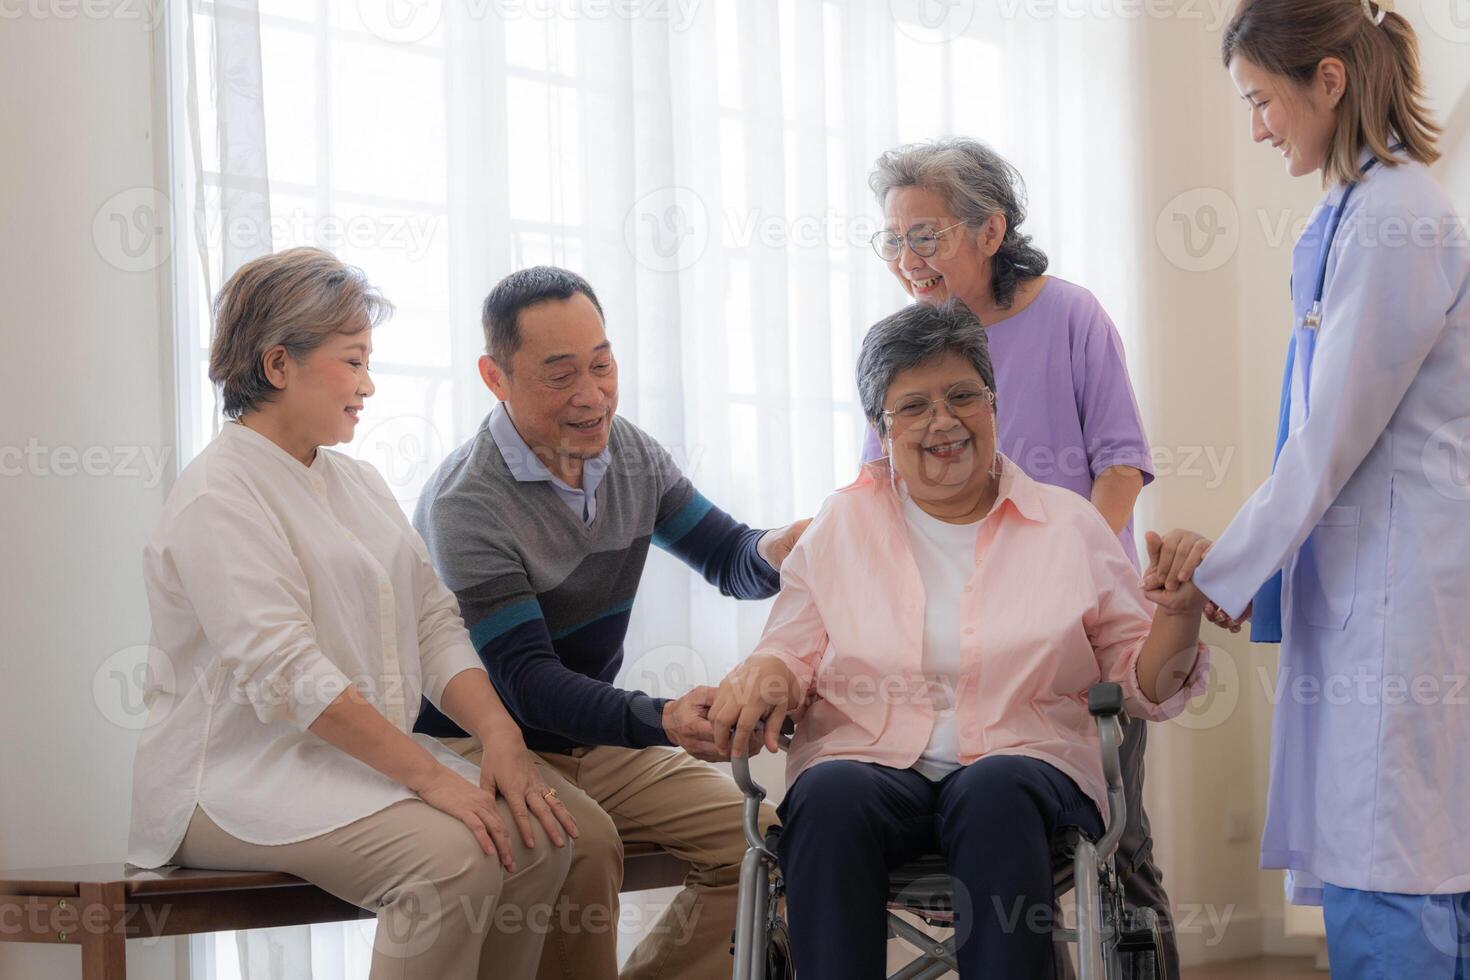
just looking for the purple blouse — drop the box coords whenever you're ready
[861,277,1152,567]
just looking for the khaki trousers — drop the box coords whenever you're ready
[448,738,778,980]
[173,798,572,980]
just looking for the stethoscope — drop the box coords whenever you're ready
[1300,169,1371,332]
[1292,147,1400,400]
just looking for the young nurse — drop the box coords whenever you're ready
[1146,0,1470,975]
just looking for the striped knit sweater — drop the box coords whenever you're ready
[412,412,780,752]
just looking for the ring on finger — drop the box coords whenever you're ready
[541,788,560,803]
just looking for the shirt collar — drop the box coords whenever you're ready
[224,419,330,475]
[486,403,611,489]
[854,453,1047,524]
[1355,140,1406,172]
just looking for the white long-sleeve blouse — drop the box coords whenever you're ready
[127,421,486,868]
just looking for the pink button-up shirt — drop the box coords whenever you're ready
[758,456,1210,823]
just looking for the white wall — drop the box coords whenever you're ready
[1124,11,1283,965]
[0,6,184,978]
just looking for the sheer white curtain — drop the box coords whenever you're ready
[172,1,1146,976]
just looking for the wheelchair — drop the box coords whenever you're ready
[729,682,1163,980]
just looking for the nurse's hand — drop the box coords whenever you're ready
[1205,600,1251,634]
[1142,529,1213,593]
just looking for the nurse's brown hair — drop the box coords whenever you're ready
[1221,0,1441,186]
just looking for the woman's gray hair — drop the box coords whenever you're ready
[209,247,392,419]
[869,137,1048,310]
[857,301,997,437]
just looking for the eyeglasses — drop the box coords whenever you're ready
[869,222,965,262]
[882,383,994,430]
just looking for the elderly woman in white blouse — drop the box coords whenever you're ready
[127,247,576,979]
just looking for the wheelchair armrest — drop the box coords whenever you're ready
[1088,683,1129,864]
[1087,682,1130,727]
[731,719,794,854]
[731,751,766,800]
[729,719,794,800]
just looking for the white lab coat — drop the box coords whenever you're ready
[1194,152,1470,903]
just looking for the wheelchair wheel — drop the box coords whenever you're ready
[1116,906,1163,980]
[763,916,796,979]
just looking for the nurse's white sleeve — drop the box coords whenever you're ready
[1194,202,1455,618]
[163,490,353,729]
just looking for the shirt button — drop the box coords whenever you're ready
[964,585,974,593]
[964,627,976,635]
[379,583,391,595]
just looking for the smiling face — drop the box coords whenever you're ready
[882,350,997,514]
[1229,54,1343,178]
[881,185,1001,309]
[263,325,375,452]
[483,292,619,466]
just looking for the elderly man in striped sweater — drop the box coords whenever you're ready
[414,266,808,980]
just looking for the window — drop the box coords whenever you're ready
[169,1,1144,972]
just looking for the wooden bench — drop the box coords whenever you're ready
[0,844,692,979]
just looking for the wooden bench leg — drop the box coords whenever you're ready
[79,882,127,980]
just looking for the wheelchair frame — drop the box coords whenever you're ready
[729,682,1160,980]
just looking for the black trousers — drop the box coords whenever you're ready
[777,755,1105,979]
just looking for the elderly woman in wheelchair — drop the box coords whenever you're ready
[709,300,1211,979]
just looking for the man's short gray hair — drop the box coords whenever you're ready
[869,137,1048,310]
[857,301,997,437]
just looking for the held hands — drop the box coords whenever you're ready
[708,654,801,760]
[1140,529,1213,618]
[662,685,733,763]
[1140,529,1252,630]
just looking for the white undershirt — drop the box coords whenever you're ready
[900,496,982,781]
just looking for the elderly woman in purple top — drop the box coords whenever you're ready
[862,137,1177,979]
[863,139,1151,565]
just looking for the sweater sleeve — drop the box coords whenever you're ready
[646,435,781,599]
[411,493,671,748]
